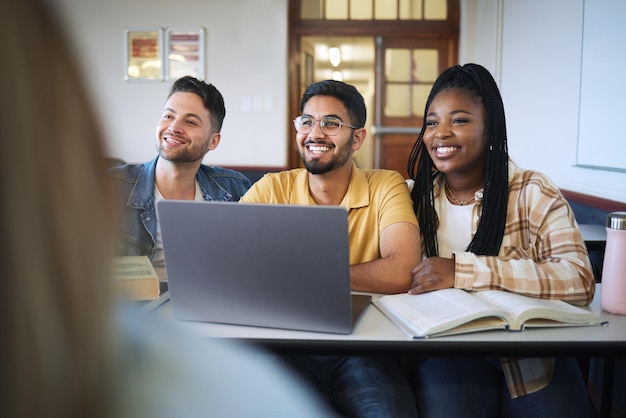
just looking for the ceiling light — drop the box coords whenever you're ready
[329,47,341,67]
[332,70,343,81]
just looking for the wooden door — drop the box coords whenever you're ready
[375,37,450,178]
[288,0,460,171]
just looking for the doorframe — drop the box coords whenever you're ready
[287,0,460,168]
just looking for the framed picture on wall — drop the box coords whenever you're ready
[165,27,206,81]
[123,28,164,81]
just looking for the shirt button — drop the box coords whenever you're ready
[568,287,575,293]
[474,215,480,221]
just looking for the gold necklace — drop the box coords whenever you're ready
[444,181,477,206]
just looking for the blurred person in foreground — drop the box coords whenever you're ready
[0,1,334,417]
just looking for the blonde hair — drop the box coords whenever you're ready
[0,1,113,416]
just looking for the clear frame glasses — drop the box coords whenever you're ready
[293,115,358,136]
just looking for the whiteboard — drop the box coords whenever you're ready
[576,0,626,172]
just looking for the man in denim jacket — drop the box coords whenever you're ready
[109,77,251,281]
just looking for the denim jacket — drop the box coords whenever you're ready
[109,156,252,259]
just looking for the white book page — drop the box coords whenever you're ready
[376,289,509,337]
[475,290,600,330]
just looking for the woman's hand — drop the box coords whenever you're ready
[409,256,456,294]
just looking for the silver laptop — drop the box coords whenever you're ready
[156,200,370,334]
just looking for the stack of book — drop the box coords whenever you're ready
[111,256,160,301]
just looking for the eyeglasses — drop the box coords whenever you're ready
[293,115,358,136]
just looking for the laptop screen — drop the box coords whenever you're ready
[157,200,359,334]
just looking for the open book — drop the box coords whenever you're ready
[373,288,605,339]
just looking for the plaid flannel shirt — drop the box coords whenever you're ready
[437,159,595,397]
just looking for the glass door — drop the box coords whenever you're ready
[375,37,449,177]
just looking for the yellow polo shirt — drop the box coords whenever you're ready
[240,162,418,266]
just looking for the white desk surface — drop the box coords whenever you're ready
[578,223,607,244]
[145,285,626,356]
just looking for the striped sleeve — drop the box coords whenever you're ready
[454,167,595,305]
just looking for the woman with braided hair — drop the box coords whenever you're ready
[406,63,595,417]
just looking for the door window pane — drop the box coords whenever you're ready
[412,49,438,82]
[351,0,373,20]
[412,85,432,116]
[300,0,446,20]
[400,0,423,19]
[386,84,410,117]
[301,0,323,19]
[385,49,411,82]
[375,0,398,19]
[327,0,349,20]
[425,0,447,20]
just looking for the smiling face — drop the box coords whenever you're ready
[296,95,364,175]
[423,87,487,178]
[155,92,220,163]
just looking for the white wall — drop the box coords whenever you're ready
[51,0,625,202]
[51,0,288,167]
[576,0,626,171]
[501,1,586,188]
[459,0,501,79]
[460,0,625,203]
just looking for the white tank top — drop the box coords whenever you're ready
[436,197,474,258]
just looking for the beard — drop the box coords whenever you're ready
[157,141,209,164]
[300,133,354,175]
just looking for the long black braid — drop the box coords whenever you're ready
[407,63,509,257]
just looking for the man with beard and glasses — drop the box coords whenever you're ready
[240,80,421,418]
[109,76,251,282]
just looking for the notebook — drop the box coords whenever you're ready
[156,200,370,334]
